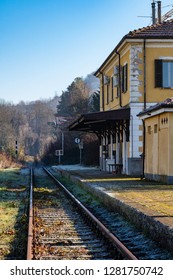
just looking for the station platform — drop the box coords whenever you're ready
[52,164,173,254]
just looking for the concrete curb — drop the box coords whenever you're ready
[57,168,173,254]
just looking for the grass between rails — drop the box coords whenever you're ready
[0,168,29,260]
[33,171,92,259]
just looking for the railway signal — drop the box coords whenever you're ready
[15,140,18,156]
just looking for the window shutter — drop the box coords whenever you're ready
[155,59,163,87]
[111,76,114,100]
[122,66,125,93]
[101,73,105,110]
[122,64,128,93]
[125,64,128,92]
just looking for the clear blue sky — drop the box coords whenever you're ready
[0,0,172,104]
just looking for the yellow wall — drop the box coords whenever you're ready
[145,42,173,103]
[168,114,173,175]
[159,113,169,175]
[98,40,173,111]
[99,43,131,111]
[145,116,155,174]
[144,112,173,179]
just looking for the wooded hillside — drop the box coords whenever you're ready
[0,74,100,167]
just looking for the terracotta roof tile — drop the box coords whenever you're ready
[126,20,173,39]
[95,20,173,76]
[138,97,173,117]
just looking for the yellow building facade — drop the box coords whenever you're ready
[94,20,173,175]
[138,98,173,183]
[69,20,173,176]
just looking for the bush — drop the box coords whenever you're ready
[0,152,21,168]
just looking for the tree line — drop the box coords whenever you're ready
[43,75,100,165]
[0,98,56,167]
[0,74,100,167]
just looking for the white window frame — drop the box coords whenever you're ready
[163,61,173,88]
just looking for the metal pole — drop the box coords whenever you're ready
[15,140,18,158]
[80,148,82,165]
[61,132,64,152]
[79,141,83,165]
[27,168,33,260]
[152,1,156,25]
[157,1,161,23]
[59,153,61,165]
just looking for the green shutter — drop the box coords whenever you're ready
[155,60,163,87]
[122,64,128,93]
[125,64,128,92]
[122,66,124,93]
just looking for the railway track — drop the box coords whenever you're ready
[51,169,173,260]
[27,167,138,260]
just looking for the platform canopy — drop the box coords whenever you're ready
[69,107,130,140]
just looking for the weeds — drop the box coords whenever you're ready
[0,168,29,259]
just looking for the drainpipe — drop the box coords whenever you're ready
[143,39,146,110]
[116,50,122,107]
[142,119,145,179]
[142,40,146,178]
[100,72,105,111]
[130,115,134,158]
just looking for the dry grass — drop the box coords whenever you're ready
[0,152,22,169]
[0,168,29,259]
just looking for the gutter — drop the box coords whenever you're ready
[94,35,127,77]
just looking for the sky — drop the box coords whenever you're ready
[0,0,173,104]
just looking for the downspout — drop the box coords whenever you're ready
[142,119,145,179]
[116,50,122,107]
[143,39,146,110]
[130,115,134,158]
[101,72,105,111]
[142,39,146,178]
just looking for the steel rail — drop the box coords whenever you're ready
[43,167,138,260]
[26,168,33,260]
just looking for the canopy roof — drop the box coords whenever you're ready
[69,107,130,139]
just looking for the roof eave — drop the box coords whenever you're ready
[69,108,130,132]
[138,104,173,119]
[94,34,128,77]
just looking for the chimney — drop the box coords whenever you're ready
[152,1,156,24]
[157,1,162,23]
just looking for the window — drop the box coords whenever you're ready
[155,59,173,88]
[148,126,151,134]
[103,75,110,104]
[163,62,173,88]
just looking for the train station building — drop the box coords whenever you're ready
[138,98,173,184]
[69,18,173,179]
